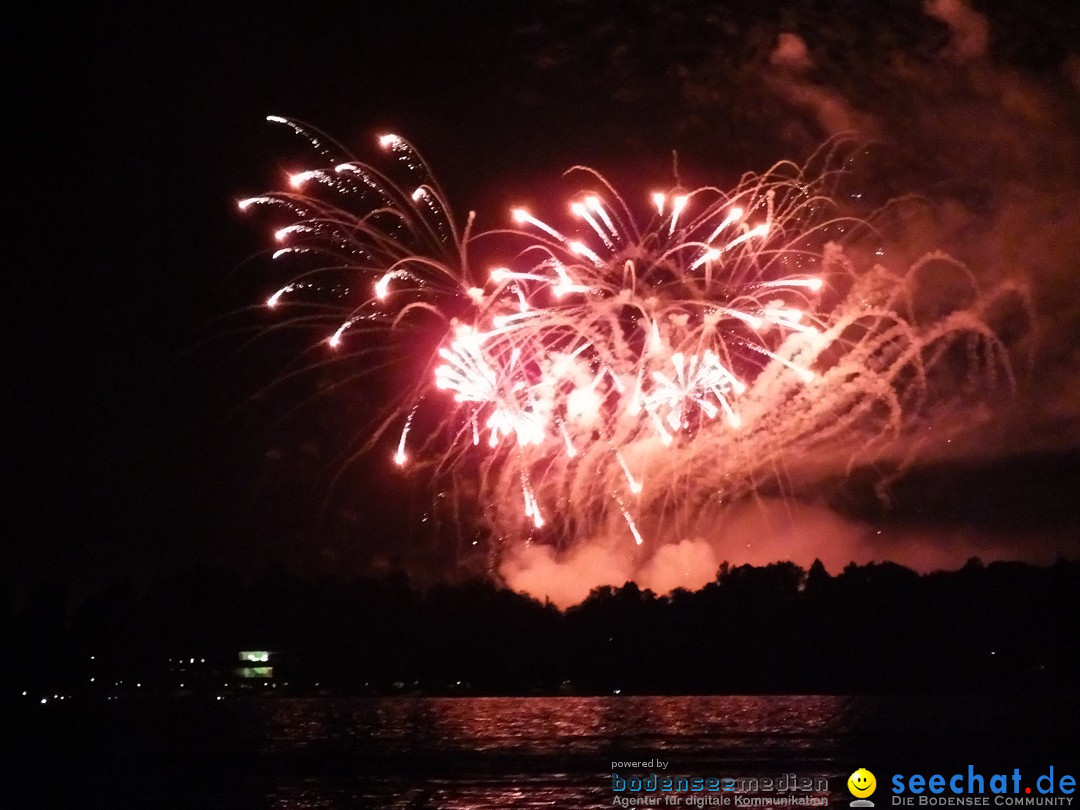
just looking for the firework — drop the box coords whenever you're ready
[240,118,1012,555]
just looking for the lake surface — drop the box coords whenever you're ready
[7,694,1078,808]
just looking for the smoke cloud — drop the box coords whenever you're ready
[500,496,1078,608]
[766,0,1080,459]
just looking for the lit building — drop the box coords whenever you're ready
[236,650,276,681]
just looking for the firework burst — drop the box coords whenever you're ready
[240,118,1013,559]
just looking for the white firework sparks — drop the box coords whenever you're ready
[240,118,1013,554]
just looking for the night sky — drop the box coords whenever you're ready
[11,1,1080,597]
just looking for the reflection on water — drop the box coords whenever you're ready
[10,694,1077,808]
[248,696,859,808]
[226,694,1073,808]
[257,694,852,758]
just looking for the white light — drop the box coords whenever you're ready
[669,194,688,234]
[288,170,319,189]
[569,241,602,266]
[375,274,392,300]
[690,249,721,270]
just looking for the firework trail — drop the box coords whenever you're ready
[240,117,1013,576]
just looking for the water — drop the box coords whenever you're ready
[7,695,1078,808]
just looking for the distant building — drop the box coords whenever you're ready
[236,650,276,681]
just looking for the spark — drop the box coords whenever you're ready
[375,271,401,300]
[572,200,614,249]
[513,208,568,243]
[725,222,770,250]
[328,318,358,349]
[289,170,321,189]
[586,195,618,240]
[759,277,823,292]
[614,493,645,545]
[689,248,721,271]
[569,240,603,267]
[705,207,744,242]
[266,284,293,309]
[623,511,644,546]
[668,194,688,235]
[558,421,578,458]
[274,225,305,242]
[272,247,303,260]
[616,451,643,494]
[395,407,417,466]
[691,220,768,269]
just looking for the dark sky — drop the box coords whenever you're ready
[11,1,1080,593]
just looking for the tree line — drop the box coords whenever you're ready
[3,558,1078,697]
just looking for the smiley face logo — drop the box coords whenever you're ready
[848,768,877,798]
